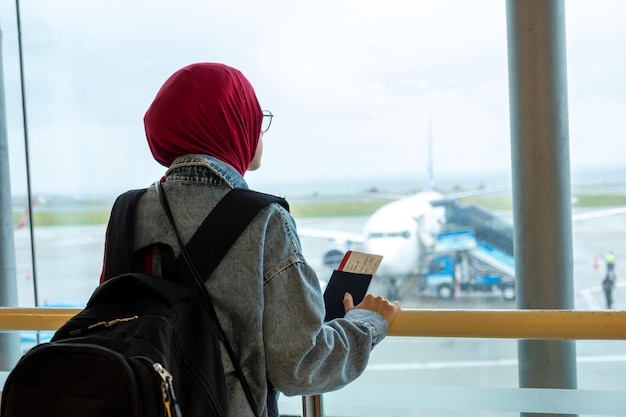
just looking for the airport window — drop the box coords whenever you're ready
[1,0,625,415]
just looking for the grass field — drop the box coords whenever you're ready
[461,193,626,211]
[12,192,626,226]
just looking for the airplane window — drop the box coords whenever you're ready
[367,231,411,239]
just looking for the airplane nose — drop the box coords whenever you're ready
[364,238,419,277]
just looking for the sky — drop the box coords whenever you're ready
[0,0,625,198]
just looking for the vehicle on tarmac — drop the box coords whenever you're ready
[423,241,516,301]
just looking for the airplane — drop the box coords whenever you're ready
[296,126,518,299]
[296,186,505,297]
[15,205,30,229]
[295,114,626,301]
[10,178,625,303]
[297,188,626,300]
[13,196,39,229]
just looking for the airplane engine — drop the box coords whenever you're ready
[321,242,351,270]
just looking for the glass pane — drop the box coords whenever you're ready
[1,0,625,415]
[567,0,626,312]
[315,338,626,416]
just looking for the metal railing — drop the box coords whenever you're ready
[2,307,626,417]
[2,307,626,339]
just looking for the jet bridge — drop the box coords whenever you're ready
[425,200,516,299]
[469,241,515,279]
[436,200,514,258]
[433,229,515,281]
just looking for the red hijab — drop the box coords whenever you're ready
[144,63,262,175]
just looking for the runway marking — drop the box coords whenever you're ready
[580,287,602,309]
[368,358,517,371]
[579,280,626,310]
[368,354,626,371]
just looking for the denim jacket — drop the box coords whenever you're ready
[131,154,389,417]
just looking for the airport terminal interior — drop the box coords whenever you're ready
[0,1,625,416]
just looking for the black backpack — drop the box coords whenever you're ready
[0,182,288,417]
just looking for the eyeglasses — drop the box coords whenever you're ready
[261,110,273,133]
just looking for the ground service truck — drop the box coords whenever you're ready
[419,201,516,301]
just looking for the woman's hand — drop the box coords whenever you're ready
[343,292,401,324]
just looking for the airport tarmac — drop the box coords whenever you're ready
[291,211,626,415]
[11,208,625,310]
[8,210,626,415]
[296,211,626,311]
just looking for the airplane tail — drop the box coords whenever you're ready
[15,203,31,229]
[425,115,435,191]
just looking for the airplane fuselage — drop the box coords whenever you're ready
[360,191,445,278]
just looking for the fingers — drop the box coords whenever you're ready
[383,300,402,323]
[343,292,355,312]
[352,293,402,324]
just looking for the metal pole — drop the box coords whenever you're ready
[302,395,324,417]
[506,1,577,417]
[0,24,23,369]
[15,0,39,311]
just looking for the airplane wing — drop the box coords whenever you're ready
[442,186,510,200]
[367,186,510,203]
[293,187,504,244]
[572,206,626,222]
[296,227,364,244]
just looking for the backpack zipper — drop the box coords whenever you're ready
[149,311,227,415]
[68,315,139,337]
[62,311,224,414]
[152,362,183,417]
[134,356,182,417]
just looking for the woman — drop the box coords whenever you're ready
[109,62,400,417]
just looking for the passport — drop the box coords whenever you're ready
[323,251,383,321]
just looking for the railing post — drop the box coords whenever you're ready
[0,21,22,370]
[302,394,324,417]
[506,1,577,416]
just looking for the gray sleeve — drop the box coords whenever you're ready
[261,210,389,396]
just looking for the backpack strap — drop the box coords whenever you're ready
[103,186,289,281]
[183,187,289,281]
[102,188,148,281]
[155,181,288,417]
